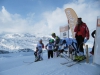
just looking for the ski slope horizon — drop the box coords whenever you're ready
[0,49,100,75]
[0,32,93,52]
[0,33,51,52]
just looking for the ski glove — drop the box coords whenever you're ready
[83,38,88,43]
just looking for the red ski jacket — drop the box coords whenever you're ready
[74,23,90,39]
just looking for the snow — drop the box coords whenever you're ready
[0,33,99,75]
[0,50,100,75]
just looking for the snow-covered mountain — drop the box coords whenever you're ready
[0,32,93,53]
[0,33,51,53]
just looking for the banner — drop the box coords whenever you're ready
[60,25,69,38]
[93,16,100,65]
[65,8,78,38]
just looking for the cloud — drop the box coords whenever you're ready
[38,0,100,37]
[0,6,29,33]
[0,0,100,40]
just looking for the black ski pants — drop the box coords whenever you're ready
[75,35,84,53]
[48,50,53,59]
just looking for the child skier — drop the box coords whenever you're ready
[34,39,44,62]
[45,39,54,59]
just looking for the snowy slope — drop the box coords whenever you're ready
[0,50,100,75]
[0,33,99,75]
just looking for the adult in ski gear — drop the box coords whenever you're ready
[35,39,44,62]
[45,39,54,59]
[90,30,96,55]
[60,38,86,61]
[74,18,90,56]
[60,38,77,54]
[51,33,60,57]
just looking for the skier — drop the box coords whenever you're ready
[51,33,60,57]
[60,37,88,61]
[59,38,77,55]
[45,39,54,59]
[34,39,44,62]
[74,18,90,58]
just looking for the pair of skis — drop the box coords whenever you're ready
[23,61,34,65]
[60,55,88,67]
[61,60,83,67]
[23,59,43,65]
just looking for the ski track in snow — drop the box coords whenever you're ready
[0,52,100,75]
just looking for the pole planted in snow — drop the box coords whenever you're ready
[85,45,89,63]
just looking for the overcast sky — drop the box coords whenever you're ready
[0,0,100,38]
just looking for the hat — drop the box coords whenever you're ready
[51,33,56,36]
[49,39,54,43]
[63,40,66,44]
[39,39,42,42]
[78,18,82,20]
[49,40,52,43]
[50,39,54,43]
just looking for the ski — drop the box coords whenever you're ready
[23,61,35,65]
[60,54,72,61]
[60,61,73,65]
[66,55,92,67]
[66,61,79,67]
[23,61,34,63]
[66,58,86,67]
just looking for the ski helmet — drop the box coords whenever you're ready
[51,33,56,36]
[49,39,54,43]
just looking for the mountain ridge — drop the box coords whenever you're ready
[0,33,51,53]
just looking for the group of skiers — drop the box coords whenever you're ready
[34,17,95,62]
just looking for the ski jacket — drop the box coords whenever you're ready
[59,43,68,51]
[54,36,60,45]
[37,43,44,51]
[45,43,54,50]
[74,23,90,39]
[64,38,77,46]
[59,38,77,51]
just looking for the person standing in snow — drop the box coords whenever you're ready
[45,39,54,59]
[74,18,90,56]
[35,39,44,62]
[51,33,60,57]
[90,30,96,55]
